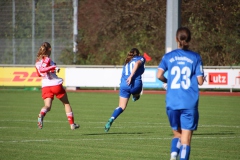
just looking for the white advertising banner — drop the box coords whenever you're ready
[65,68,122,87]
[200,69,240,89]
[0,66,239,89]
[65,68,240,89]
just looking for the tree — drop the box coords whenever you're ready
[74,0,240,66]
[77,0,166,65]
[182,0,240,66]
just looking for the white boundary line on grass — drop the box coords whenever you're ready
[0,136,239,143]
[0,124,239,129]
[0,120,239,128]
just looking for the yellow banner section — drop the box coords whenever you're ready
[0,67,65,86]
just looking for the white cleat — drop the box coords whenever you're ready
[71,123,80,130]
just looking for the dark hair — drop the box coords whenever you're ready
[176,27,191,50]
[124,48,140,65]
[36,42,51,61]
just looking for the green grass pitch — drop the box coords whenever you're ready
[0,90,239,160]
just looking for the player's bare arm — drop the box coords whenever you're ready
[157,68,167,83]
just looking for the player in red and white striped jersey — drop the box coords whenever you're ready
[35,42,80,130]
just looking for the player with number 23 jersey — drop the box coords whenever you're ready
[158,49,204,110]
[157,27,204,160]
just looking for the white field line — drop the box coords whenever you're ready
[0,120,239,128]
[0,119,167,124]
[0,125,239,129]
[0,136,239,143]
[0,120,239,126]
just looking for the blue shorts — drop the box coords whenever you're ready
[119,81,142,98]
[166,108,199,131]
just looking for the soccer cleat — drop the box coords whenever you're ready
[104,118,114,132]
[170,158,176,160]
[132,94,140,102]
[37,114,43,129]
[71,123,80,130]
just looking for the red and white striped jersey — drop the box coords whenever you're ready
[35,58,63,88]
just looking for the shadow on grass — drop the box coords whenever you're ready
[83,132,153,136]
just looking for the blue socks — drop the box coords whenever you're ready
[111,107,123,120]
[170,138,181,159]
[179,144,191,160]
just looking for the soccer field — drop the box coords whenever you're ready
[0,90,239,160]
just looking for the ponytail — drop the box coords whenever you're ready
[124,48,140,65]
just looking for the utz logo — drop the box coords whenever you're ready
[12,71,42,82]
[208,73,228,85]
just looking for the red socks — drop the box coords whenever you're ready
[40,109,48,117]
[66,112,74,125]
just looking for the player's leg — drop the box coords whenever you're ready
[131,81,143,102]
[179,109,199,160]
[132,93,140,102]
[38,98,52,129]
[37,87,53,129]
[170,129,181,160]
[56,85,79,130]
[59,93,80,130]
[104,88,130,132]
[179,130,192,160]
[111,97,129,119]
[104,97,129,132]
[167,109,181,160]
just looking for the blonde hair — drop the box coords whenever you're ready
[36,42,51,61]
[124,48,140,65]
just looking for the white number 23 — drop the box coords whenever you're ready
[171,66,191,89]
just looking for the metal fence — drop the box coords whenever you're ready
[0,0,74,65]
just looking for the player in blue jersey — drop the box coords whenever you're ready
[104,48,145,132]
[157,27,204,160]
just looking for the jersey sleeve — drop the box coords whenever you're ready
[41,57,51,67]
[35,61,44,77]
[140,56,145,64]
[35,67,41,77]
[136,56,145,65]
[39,57,56,73]
[158,55,167,71]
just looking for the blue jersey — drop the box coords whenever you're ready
[158,49,204,110]
[119,56,145,98]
